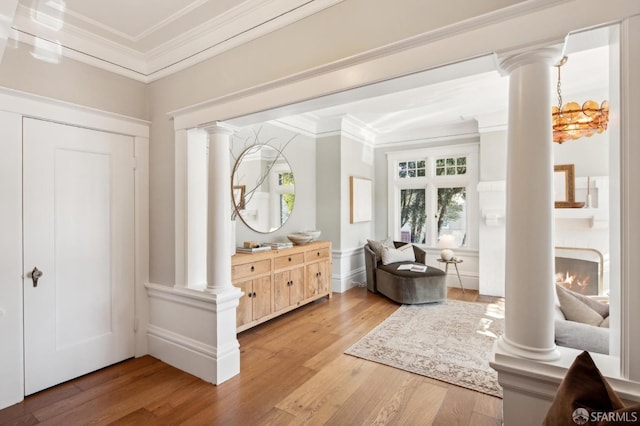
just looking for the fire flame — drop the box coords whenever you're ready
[555,271,590,292]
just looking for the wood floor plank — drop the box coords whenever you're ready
[327,362,448,425]
[469,411,504,426]
[0,382,81,424]
[31,359,167,421]
[431,385,477,426]
[253,407,297,425]
[107,408,158,425]
[473,392,504,421]
[72,355,159,392]
[302,327,369,371]
[275,355,379,423]
[37,364,198,425]
[1,286,503,426]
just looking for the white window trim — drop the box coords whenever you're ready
[387,143,479,249]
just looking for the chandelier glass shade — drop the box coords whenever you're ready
[552,57,609,144]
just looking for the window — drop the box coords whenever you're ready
[398,160,426,178]
[277,171,294,224]
[400,188,426,243]
[437,187,466,246]
[387,144,478,248]
[435,156,467,176]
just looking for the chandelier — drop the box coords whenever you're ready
[552,56,609,144]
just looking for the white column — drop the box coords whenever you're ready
[204,123,234,293]
[203,122,242,384]
[496,47,562,361]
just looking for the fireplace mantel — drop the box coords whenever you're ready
[555,207,608,228]
[479,176,608,228]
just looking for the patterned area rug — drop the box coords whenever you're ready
[345,299,504,398]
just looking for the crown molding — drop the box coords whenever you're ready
[63,0,210,43]
[9,0,343,82]
[270,115,319,138]
[145,0,343,81]
[375,120,479,147]
[341,115,379,145]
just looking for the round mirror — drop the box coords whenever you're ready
[232,144,295,233]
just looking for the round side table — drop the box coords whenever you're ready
[436,258,465,294]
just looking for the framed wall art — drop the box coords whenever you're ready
[349,176,372,223]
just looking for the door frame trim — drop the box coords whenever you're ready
[0,88,149,408]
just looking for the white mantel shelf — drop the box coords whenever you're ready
[554,208,608,229]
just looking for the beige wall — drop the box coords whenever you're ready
[147,0,523,284]
[0,42,148,120]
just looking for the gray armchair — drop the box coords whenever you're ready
[364,241,446,304]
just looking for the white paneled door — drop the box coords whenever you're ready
[23,118,135,395]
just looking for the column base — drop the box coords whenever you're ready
[146,283,242,385]
[497,335,561,362]
[210,285,242,384]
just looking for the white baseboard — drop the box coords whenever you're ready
[147,324,240,385]
[445,274,479,291]
[331,247,367,293]
[332,266,366,293]
[147,324,219,384]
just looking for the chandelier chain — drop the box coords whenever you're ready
[556,65,563,110]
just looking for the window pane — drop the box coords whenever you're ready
[446,167,456,175]
[446,158,455,166]
[436,167,445,176]
[418,160,426,168]
[408,161,416,169]
[457,157,466,166]
[279,172,294,185]
[457,166,467,174]
[400,188,426,244]
[408,170,416,178]
[398,162,407,178]
[436,159,444,167]
[417,169,426,177]
[280,193,295,223]
[437,187,466,246]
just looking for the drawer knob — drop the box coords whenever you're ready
[288,257,292,262]
[250,265,255,272]
[317,252,320,256]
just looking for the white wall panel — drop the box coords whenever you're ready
[0,111,23,408]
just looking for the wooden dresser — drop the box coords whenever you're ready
[232,240,332,332]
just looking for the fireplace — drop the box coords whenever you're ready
[555,247,604,296]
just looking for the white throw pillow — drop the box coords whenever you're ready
[367,238,393,262]
[556,285,609,318]
[381,243,415,265]
[556,285,604,326]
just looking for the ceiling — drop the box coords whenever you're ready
[248,42,610,143]
[9,0,342,81]
[4,1,611,140]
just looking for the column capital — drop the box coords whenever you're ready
[495,45,563,76]
[202,121,236,136]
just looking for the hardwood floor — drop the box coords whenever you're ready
[0,286,503,425]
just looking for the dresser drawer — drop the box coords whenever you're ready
[305,246,330,262]
[274,252,304,270]
[232,259,271,280]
